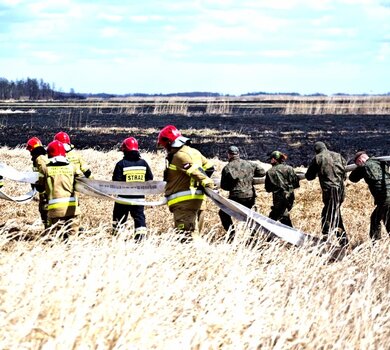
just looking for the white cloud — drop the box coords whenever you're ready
[241,0,333,10]
[1,0,25,6]
[310,16,333,26]
[376,42,390,61]
[303,40,338,56]
[129,15,162,23]
[100,27,121,38]
[209,50,245,57]
[97,13,124,22]
[1,0,389,94]
[162,41,190,53]
[179,23,250,43]
[321,27,358,37]
[31,50,61,63]
[260,50,297,58]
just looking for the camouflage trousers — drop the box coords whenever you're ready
[321,187,348,246]
[219,196,255,242]
[370,202,390,240]
[269,192,294,227]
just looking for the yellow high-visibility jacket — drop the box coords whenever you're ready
[38,160,81,218]
[66,149,91,177]
[164,145,214,207]
[33,154,49,199]
[33,154,49,172]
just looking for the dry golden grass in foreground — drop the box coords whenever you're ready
[0,147,389,349]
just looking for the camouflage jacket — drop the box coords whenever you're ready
[220,156,265,199]
[349,158,390,204]
[305,150,346,191]
[265,163,300,196]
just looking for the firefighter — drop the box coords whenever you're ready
[38,140,82,240]
[305,141,349,247]
[219,145,265,242]
[54,131,92,178]
[157,125,215,242]
[265,151,300,227]
[26,137,49,228]
[349,151,390,241]
[112,137,153,241]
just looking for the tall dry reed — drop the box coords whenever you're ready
[0,147,388,349]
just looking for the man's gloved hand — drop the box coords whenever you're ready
[83,170,92,178]
[201,177,217,190]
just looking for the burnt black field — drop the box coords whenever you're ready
[0,107,389,166]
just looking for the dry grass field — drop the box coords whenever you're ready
[0,147,389,349]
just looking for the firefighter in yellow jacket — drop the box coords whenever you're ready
[38,140,82,240]
[157,125,215,241]
[54,131,92,178]
[26,137,49,228]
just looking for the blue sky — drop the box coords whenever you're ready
[1,0,389,95]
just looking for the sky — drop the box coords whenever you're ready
[0,0,389,95]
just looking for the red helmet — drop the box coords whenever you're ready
[121,137,139,152]
[157,125,188,148]
[54,131,71,145]
[47,140,66,158]
[26,137,43,152]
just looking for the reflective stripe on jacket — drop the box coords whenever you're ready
[166,189,205,206]
[47,196,78,210]
[164,145,213,206]
[112,157,154,205]
[38,162,80,218]
[123,165,147,182]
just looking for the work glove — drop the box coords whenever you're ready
[83,169,92,178]
[201,177,218,190]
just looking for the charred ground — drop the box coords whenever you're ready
[0,107,389,166]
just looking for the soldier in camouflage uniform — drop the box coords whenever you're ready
[305,141,349,246]
[349,151,390,240]
[265,151,300,227]
[219,145,265,242]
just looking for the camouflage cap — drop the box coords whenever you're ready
[269,150,287,161]
[228,145,239,155]
[268,151,283,160]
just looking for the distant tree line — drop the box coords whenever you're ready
[0,77,56,100]
[2,77,389,100]
[0,77,86,100]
